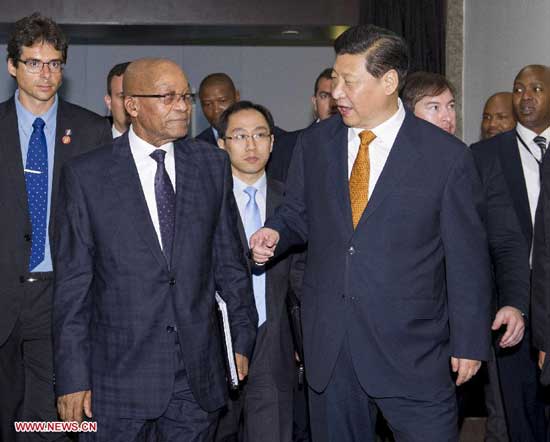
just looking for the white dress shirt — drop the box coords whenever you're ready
[232,173,267,226]
[516,122,550,265]
[347,98,406,197]
[112,125,123,139]
[128,125,176,249]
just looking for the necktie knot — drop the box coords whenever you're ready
[32,117,45,131]
[359,130,376,146]
[244,186,258,201]
[150,149,167,164]
[534,136,547,157]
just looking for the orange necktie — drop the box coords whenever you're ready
[349,130,376,229]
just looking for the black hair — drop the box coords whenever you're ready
[217,101,275,139]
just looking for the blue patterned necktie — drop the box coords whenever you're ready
[150,149,175,265]
[243,186,266,326]
[25,117,48,271]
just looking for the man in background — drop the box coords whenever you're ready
[311,68,337,122]
[481,92,516,140]
[401,71,457,134]
[0,13,111,441]
[472,64,550,442]
[196,73,240,145]
[215,100,303,442]
[104,61,131,138]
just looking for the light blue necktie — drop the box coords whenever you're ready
[243,186,266,326]
[25,117,48,271]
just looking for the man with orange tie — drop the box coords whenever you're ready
[250,24,492,441]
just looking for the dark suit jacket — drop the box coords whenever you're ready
[265,112,492,399]
[196,126,217,145]
[235,177,303,391]
[53,133,258,418]
[532,149,550,352]
[0,97,111,345]
[470,131,530,314]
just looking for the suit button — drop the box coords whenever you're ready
[166,325,177,332]
[348,246,355,255]
[341,294,346,299]
[169,278,176,286]
[24,234,31,242]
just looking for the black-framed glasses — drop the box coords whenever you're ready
[129,92,196,106]
[17,58,64,73]
[224,133,272,144]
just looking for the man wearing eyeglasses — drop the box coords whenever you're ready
[214,101,303,442]
[53,58,257,442]
[0,13,111,442]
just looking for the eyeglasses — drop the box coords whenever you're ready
[129,92,196,106]
[224,133,272,145]
[17,58,64,73]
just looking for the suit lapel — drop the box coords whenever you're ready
[355,112,422,229]
[0,98,27,212]
[326,122,354,235]
[49,100,75,240]
[109,133,167,269]
[171,139,200,268]
[499,131,532,242]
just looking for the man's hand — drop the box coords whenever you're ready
[249,228,280,264]
[451,357,481,386]
[57,390,92,423]
[235,353,249,381]
[491,306,525,348]
[539,351,546,370]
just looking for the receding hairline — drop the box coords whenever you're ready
[515,64,549,81]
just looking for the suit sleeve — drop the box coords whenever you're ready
[265,133,308,254]
[213,154,258,358]
[52,164,95,396]
[532,165,550,351]
[472,149,530,313]
[441,148,492,361]
[97,118,113,146]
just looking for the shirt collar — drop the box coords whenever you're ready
[14,88,58,132]
[516,122,550,143]
[128,124,174,160]
[211,126,219,141]
[112,125,123,138]
[348,98,406,147]
[233,172,267,196]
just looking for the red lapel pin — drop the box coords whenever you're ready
[62,129,72,144]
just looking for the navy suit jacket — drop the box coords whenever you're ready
[0,97,111,345]
[265,112,492,399]
[470,131,530,314]
[196,126,217,145]
[53,133,258,418]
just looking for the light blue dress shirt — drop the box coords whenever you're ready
[15,89,58,272]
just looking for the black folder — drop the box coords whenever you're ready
[286,288,305,385]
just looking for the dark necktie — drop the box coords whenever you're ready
[150,149,176,265]
[25,117,48,271]
[534,136,547,159]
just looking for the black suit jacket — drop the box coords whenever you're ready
[265,112,492,399]
[470,131,531,314]
[0,97,111,345]
[532,148,550,352]
[235,177,304,390]
[53,133,258,418]
[196,126,217,145]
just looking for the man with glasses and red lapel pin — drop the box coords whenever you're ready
[214,101,304,442]
[53,58,257,442]
[0,13,110,442]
